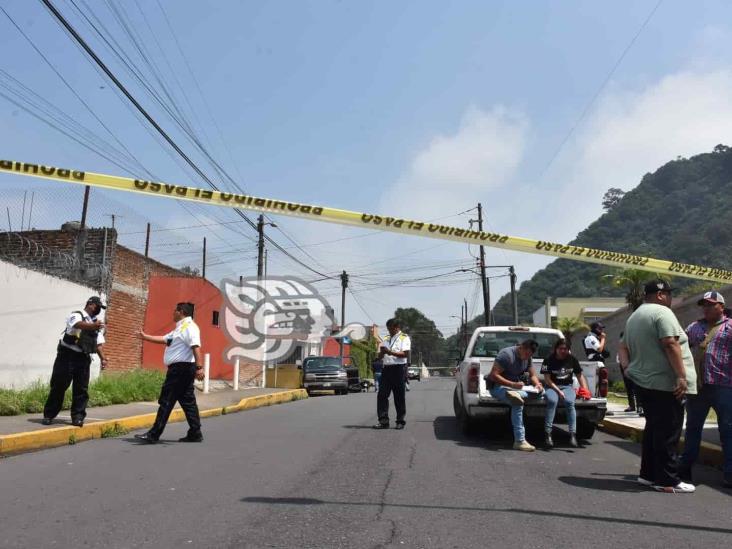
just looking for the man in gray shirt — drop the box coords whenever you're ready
[488,339,543,451]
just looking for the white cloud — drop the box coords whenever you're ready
[550,69,732,239]
[381,105,529,220]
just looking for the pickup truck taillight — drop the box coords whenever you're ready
[597,366,608,397]
[466,362,480,393]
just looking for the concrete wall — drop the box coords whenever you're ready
[0,259,104,389]
[103,247,187,372]
[570,284,732,382]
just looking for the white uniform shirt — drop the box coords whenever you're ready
[584,333,601,352]
[59,310,105,353]
[381,331,411,365]
[163,316,201,366]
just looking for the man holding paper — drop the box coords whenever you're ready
[374,318,411,430]
[487,339,543,451]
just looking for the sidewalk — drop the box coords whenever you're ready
[0,385,307,456]
[599,401,724,467]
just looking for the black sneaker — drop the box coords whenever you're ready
[544,432,554,448]
[569,434,579,448]
[372,423,390,430]
[395,423,405,430]
[41,418,53,426]
[71,419,84,428]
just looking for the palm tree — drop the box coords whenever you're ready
[602,268,662,311]
[553,317,589,347]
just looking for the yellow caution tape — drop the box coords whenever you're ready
[2,159,732,283]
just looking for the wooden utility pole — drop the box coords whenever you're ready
[80,186,90,228]
[144,222,151,257]
[202,237,207,279]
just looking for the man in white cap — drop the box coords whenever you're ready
[679,291,732,488]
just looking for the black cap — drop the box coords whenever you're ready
[87,296,107,309]
[591,322,605,332]
[643,279,673,295]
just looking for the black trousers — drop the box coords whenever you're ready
[44,346,91,422]
[377,365,406,425]
[148,362,201,439]
[622,373,639,410]
[637,386,684,487]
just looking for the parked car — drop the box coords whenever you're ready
[407,366,421,381]
[301,356,349,395]
[453,326,607,439]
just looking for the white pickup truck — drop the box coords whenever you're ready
[453,326,607,440]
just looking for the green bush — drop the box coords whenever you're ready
[0,369,165,416]
[610,380,626,394]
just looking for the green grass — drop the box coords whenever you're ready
[0,369,165,416]
[100,423,129,438]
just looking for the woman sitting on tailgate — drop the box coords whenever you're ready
[541,338,590,449]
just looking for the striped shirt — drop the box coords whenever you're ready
[686,317,732,387]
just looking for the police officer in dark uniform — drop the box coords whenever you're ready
[42,296,107,427]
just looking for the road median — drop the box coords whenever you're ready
[0,388,307,457]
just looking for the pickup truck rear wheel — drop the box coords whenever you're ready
[576,419,596,440]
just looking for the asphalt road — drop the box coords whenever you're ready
[1,378,731,549]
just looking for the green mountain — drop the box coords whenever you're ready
[490,144,732,324]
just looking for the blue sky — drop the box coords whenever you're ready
[3,0,732,335]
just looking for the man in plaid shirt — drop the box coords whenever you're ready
[679,291,732,488]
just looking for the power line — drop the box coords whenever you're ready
[537,0,663,179]
[41,0,333,279]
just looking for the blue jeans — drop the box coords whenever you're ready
[374,372,382,391]
[544,385,576,434]
[491,385,528,442]
[680,385,732,473]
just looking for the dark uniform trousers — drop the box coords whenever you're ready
[148,362,202,439]
[637,386,684,486]
[377,364,406,426]
[44,346,91,422]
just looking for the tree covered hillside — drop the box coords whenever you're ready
[491,145,732,324]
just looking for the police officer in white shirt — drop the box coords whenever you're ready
[135,302,205,443]
[42,296,107,427]
[374,318,411,430]
[584,322,609,362]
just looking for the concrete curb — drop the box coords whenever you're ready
[599,418,724,467]
[0,389,308,457]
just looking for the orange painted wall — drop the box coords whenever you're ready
[142,276,231,380]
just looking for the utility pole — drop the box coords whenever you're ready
[257,214,265,280]
[80,185,90,229]
[144,222,151,257]
[340,270,349,362]
[476,203,490,326]
[202,237,207,279]
[509,266,518,325]
[464,298,468,350]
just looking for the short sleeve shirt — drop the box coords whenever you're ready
[685,317,732,387]
[59,310,105,353]
[382,332,411,365]
[163,317,201,366]
[494,346,530,382]
[624,303,696,394]
[583,333,601,352]
[541,355,582,386]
